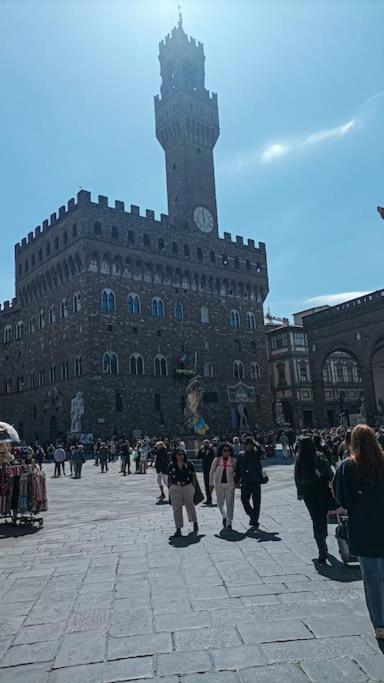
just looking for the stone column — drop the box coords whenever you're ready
[360,365,377,426]
[311,372,328,427]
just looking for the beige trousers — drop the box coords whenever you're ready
[169,483,197,529]
[215,483,235,523]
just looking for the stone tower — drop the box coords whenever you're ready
[155,14,220,236]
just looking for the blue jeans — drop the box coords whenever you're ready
[359,556,384,629]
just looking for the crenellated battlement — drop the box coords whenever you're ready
[0,298,18,316]
[14,189,265,271]
[15,190,168,254]
[159,26,204,53]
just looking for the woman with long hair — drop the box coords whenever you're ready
[168,446,198,538]
[209,443,237,530]
[294,436,337,564]
[334,424,384,643]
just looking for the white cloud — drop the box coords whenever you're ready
[260,143,290,164]
[305,119,355,145]
[306,291,370,307]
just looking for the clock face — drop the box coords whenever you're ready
[193,206,214,233]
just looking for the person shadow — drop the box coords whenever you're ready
[168,533,205,548]
[215,528,282,543]
[215,529,246,542]
[314,553,361,582]
[246,528,282,543]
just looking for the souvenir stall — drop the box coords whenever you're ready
[0,422,47,528]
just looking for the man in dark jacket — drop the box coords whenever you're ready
[198,439,215,505]
[237,437,265,528]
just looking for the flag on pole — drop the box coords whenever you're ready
[377,206,384,219]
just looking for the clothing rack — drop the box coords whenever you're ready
[0,463,48,528]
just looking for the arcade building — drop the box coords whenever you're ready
[0,18,272,443]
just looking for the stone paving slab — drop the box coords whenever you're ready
[0,461,382,682]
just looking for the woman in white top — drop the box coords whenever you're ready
[209,443,237,530]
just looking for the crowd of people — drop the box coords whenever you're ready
[5,422,384,647]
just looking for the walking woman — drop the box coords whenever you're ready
[168,446,199,538]
[294,436,337,564]
[334,425,384,643]
[209,443,237,529]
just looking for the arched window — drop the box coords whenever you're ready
[174,302,183,321]
[335,362,344,383]
[234,257,240,269]
[184,244,190,257]
[50,365,56,384]
[246,259,250,271]
[196,247,203,261]
[39,309,46,329]
[46,242,51,257]
[130,353,144,375]
[16,321,24,340]
[233,360,244,380]
[158,237,165,251]
[72,223,78,237]
[127,293,140,315]
[73,292,81,313]
[250,340,256,352]
[143,234,151,247]
[39,369,45,387]
[210,250,215,263]
[49,305,56,325]
[298,361,308,382]
[25,259,29,273]
[63,230,68,245]
[346,363,354,383]
[103,352,119,375]
[3,325,12,343]
[101,289,116,312]
[111,226,119,239]
[29,317,36,334]
[323,363,331,384]
[38,248,43,262]
[172,241,178,254]
[229,310,240,328]
[203,361,214,378]
[128,230,135,244]
[152,297,164,318]
[75,356,82,377]
[154,355,167,376]
[60,299,69,319]
[246,312,256,330]
[89,254,98,272]
[94,221,102,235]
[250,362,261,381]
[61,361,69,380]
[200,306,209,323]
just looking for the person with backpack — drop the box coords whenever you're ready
[294,436,338,564]
[334,425,384,645]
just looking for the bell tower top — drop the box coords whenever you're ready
[155,17,220,234]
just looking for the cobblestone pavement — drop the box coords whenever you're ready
[1,460,384,682]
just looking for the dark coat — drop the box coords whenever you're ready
[198,446,215,472]
[294,453,334,500]
[236,447,263,485]
[333,459,384,557]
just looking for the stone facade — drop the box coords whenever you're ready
[0,20,272,443]
[303,290,384,426]
[266,321,363,429]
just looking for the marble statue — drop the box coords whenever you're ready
[275,399,285,425]
[70,392,84,433]
[237,401,249,430]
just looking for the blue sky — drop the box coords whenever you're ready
[1,0,383,317]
